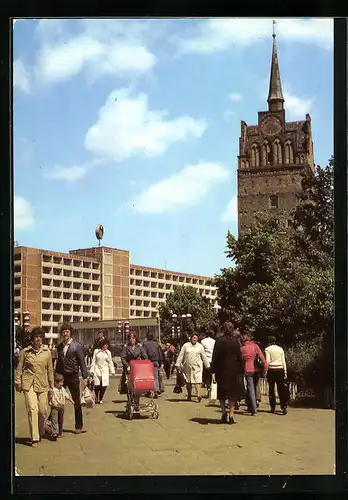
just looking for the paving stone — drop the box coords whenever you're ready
[15,375,335,476]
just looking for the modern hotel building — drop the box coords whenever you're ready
[13,245,218,340]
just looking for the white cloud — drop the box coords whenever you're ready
[221,194,238,222]
[35,19,158,85]
[283,88,314,119]
[176,18,333,55]
[14,196,34,230]
[13,59,31,93]
[45,165,87,182]
[85,87,207,162]
[229,92,243,102]
[132,162,229,214]
[223,110,236,122]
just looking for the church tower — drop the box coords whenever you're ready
[237,22,315,236]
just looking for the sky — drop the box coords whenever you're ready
[13,18,333,277]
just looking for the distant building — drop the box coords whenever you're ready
[237,25,315,236]
[13,245,218,341]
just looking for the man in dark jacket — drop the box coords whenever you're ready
[55,323,88,434]
[143,332,163,397]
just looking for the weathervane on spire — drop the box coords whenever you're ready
[272,20,276,38]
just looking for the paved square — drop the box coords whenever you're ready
[15,375,335,476]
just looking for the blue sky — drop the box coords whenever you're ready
[13,18,333,277]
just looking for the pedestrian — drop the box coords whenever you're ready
[265,336,289,415]
[171,344,180,375]
[201,330,216,395]
[162,343,174,379]
[175,333,210,403]
[47,372,75,440]
[240,332,268,416]
[120,332,148,411]
[14,327,54,447]
[90,338,115,404]
[142,332,163,398]
[55,323,88,434]
[210,322,245,424]
[93,330,106,351]
[50,343,58,371]
[87,344,94,366]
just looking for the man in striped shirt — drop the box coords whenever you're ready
[265,336,289,415]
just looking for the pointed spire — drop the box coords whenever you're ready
[267,20,284,112]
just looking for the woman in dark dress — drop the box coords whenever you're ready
[210,322,245,424]
[120,332,148,410]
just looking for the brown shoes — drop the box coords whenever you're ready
[75,429,83,435]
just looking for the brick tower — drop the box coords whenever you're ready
[237,22,315,236]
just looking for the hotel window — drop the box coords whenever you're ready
[42,278,51,286]
[63,258,72,266]
[63,304,72,312]
[14,300,21,309]
[92,274,99,281]
[73,270,81,278]
[73,293,81,301]
[53,279,62,287]
[14,288,21,297]
[158,273,164,280]
[73,305,81,312]
[63,269,72,277]
[53,303,61,311]
[53,256,62,264]
[135,269,142,276]
[83,305,91,313]
[83,294,91,302]
[53,291,62,299]
[92,284,100,292]
[53,268,62,276]
[63,281,72,289]
[130,309,135,316]
[42,302,51,310]
[150,272,157,279]
[42,290,51,298]
[43,255,52,263]
[14,264,21,273]
[83,261,91,268]
[83,272,91,280]
[73,260,81,267]
[92,262,99,270]
[42,267,51,275]
[73,282,82,290]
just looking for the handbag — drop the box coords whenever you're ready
[81,386,94,407]
[158,372,165,394]
[254,344,264,372]
[209,381,218,401]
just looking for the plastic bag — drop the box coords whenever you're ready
[209,381,218,401]
[81,386,94,407]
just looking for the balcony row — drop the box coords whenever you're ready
[42,255,100,269]
[130,269,210,285]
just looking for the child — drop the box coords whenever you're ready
[47,372,75,440]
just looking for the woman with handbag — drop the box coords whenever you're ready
[90,338,115,404]
[175,333,210,402]
[14,327,54,447]
[240,332,268,416]
[210,322,245,424]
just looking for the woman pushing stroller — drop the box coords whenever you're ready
[120,332,148,411]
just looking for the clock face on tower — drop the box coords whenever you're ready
[261,116,282,137]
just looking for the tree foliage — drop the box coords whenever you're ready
[213,160,334,350]
[158,285,218,344]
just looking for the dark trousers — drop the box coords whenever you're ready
[95,385,107,402]
[50,407,64,435]
[163,360,172,379]
[267,369,288,410]
[203,368,212,390]
[63,375,83,430]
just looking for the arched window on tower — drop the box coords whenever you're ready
[262,141,272,166]
[269,195,279,209]
[251,144,260,167]
[274,139,282,164]
[284,141,294,164]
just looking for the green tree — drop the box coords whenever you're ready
[213,160,334,349]
[159,285,218,344]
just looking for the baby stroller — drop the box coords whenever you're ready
[125,360,159,420]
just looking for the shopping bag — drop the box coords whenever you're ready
[158,371,165,394]
[81,386,94,408]
[176,370,186,387]
[209,381,218,401]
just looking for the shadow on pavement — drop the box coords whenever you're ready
[15,437,32,447]
[105,410,151,421]
[111,399,128,404]
[189,417,221,425]
[166,398,192,403]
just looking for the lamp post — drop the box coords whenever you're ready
[117,319,130,345]
[171,312,192,349]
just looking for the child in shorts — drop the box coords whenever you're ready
[47,372,75,440]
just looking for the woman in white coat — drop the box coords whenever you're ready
[175,333,210,402]
[90,338,115,404]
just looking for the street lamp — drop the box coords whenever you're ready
[117,319,130,345]
[171,312,192,348]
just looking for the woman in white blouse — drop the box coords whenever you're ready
[90,338,115,404]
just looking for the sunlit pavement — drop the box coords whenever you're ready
[15,374,335,476]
